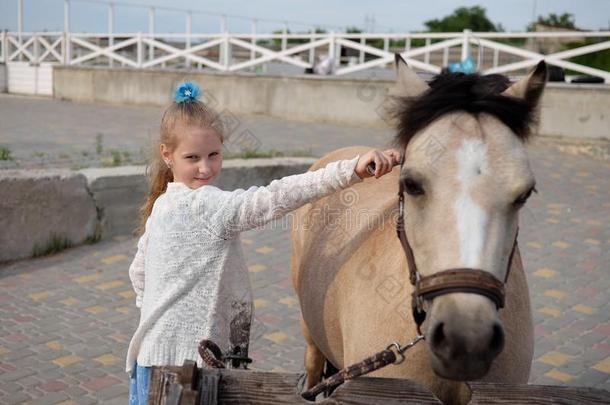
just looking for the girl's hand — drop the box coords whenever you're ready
[354,148,403,179]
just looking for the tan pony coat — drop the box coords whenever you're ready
[291,60,545,404]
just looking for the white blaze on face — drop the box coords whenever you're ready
[455,139,489,268]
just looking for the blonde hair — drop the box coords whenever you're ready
[137,98,225,235]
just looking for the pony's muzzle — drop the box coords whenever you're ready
[426,293,505,380]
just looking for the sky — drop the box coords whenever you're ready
[1,0,609,33]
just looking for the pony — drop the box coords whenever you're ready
[291,55,547,404]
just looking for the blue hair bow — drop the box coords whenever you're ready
[447,56,477,74]
[174,81,201,103]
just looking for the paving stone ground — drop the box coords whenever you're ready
[1,96,609,403]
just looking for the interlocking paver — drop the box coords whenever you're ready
[1,96,610,403]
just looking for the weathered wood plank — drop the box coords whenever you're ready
[149,365,610,404]
[468,381,610,404]
[199,373,220,405]
[330,376,443,404]
[211,369,442,404]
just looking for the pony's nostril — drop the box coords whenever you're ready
[431,322,445,349]
[489,323,505,354]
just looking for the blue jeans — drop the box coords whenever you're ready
[128,362,151,405]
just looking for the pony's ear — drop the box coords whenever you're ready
[392,53,429,97]
[501,60,547,108]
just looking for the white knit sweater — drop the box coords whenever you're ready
[126,155,362,373]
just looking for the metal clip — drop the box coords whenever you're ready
[386,334,425,365]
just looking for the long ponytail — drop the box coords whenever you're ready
[136,148,174,235]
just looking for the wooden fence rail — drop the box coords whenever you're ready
[149,360,610,404]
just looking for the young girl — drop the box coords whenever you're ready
[126,81,401,404]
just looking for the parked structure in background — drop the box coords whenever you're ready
[526,24,588,54]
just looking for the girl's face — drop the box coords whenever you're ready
[161,125,223,189]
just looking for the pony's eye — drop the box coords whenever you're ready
[513,186,536,207]
[403,177,425,196]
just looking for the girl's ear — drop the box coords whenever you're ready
[160,143,171,160]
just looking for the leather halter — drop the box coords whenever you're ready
[395,158,519,334]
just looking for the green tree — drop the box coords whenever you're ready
[345,26,363,34]
[424,6,500,32]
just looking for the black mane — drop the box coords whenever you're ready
[391,72,538,148]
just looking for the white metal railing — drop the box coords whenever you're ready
[1,30,610,82]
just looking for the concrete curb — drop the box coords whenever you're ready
[0,157,317,263]
[0,169,98,262]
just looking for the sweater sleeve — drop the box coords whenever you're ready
[210,154,363,238]
[128,220,149,308]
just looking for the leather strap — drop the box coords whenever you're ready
[395,157,518,332]
[416,269,505,309]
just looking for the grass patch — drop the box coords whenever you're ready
[107,149,132,166]
[32,234,73,257]
[95,133,104,155]
[70,163,90,170]
[85,224,102,244]
[0,147,12,161]
[111,150,122,166]
[224,148,315,159]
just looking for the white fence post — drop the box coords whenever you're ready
[223,31,230,71]
[359,37,365,64]
[424,38,431,65]
[137,32,143,68]
[17,0,23,61]
[282,22,288,52]
[185,11,192,68]
[148,7,155,63]
[383,37,389,67]
[335,33,342,67]
[329,31,335,69]
[63,0,70,65]
[461,29,472,62]
[108,2,114,67]
[309,28,315,65]
[1,30,6,63]
[250,19,257,69]
[33,33,40,64]
[220,14,227,69]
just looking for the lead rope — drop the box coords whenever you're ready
[301,335,424,401]
[197,339,253,369]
